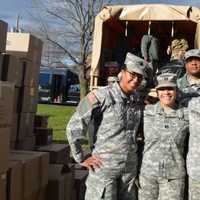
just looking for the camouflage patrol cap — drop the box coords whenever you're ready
[124,52,144,76]
[156,73,177,89]
[185,49,200,61]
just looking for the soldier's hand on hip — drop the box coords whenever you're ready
[80,155,103,171]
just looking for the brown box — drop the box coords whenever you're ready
[34,115,49,128]
[0,128,10,174]
[23,60,40,87]
[0,173,7,200]
[11,150,49,187]
[21,86,38,113]
[2,54,23,87]
[37,143,70,164]
[0,54,4,79]
[47,164,74,200]
[7,161,23,200]
[16,136,36,151]
[6,32,43,63]
[10,114,18,143]
[18,113,35,139]
[26,187,47,200]
[35,151,49,188]
[13,87,21,113]
[10,151,41,198]
[0,20,8,53]
[35,127,53,146]
[74,170,88,200]
[0,81,15,127]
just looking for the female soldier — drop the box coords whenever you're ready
[138,73,189,200]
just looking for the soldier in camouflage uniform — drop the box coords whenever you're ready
[177,49,200,106]
[167,36,189,61]
[187,97,200,200]
[138,73,189,200]
[66,52,145,200]
[141,34,160,74]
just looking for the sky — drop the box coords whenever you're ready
[0,0,32,29]
[0,0,200,29]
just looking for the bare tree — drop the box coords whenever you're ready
[30,0,130,98]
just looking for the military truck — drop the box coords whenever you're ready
[90,4,200,90]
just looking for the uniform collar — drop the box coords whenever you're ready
[112,82,129,103]
[187,74,200,85]
[155,102,179,117]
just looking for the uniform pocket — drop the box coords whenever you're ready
[85,171,106,199]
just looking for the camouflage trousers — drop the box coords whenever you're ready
[188,177,200,200]
[85,164,137,200]
[138,176,185,200]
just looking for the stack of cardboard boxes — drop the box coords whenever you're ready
[0,19,13,200]
[34,115,53,146]
[0,18,88,200]
[34,115,75,200]
[6,32,43,150]
[34,117,88,200]
[0,19,50,200]
[4,32,52,200]
[8,150,49,200]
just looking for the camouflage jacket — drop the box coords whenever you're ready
[140,102,189,179]
[66,82,142,167]
[177,74,200,106]
[187,97,200,181]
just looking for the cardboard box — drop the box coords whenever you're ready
[6,32,43,63]
[34,151,49,188]
[37,143,70,164]
[74,170,88,200]
[25,187,47,200]
[7,161,23,200]
[0,54,4,79]
[35,127,53,146]
[34,115,49,128]
[13,87,21,113]
[47,164,74,200]
[10,151,49,189]
[10,151,41,198]
[21,87,38,113]
[0,128,10,174]
[16,136,36,151]
[0,173,7,200]
[0,20,8,52]
[10,114,18,143]
[0,81,15,127]
[1,54,23,87]
[18,113,35,139]
[23,60,40,87]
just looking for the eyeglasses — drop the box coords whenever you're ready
[126,71,143,82]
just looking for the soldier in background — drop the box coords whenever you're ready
[138,73,189,200]
[66,52,144,200]
[167,35,189,61]
[141,33,160,75]
[187,97,200,200]
[177,49,200,106]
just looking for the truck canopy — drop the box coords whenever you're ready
[90,4,200,89]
